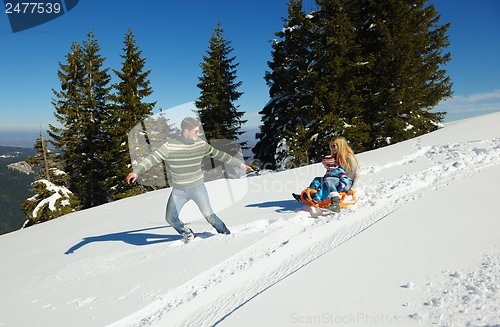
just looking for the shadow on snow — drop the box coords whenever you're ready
[65,226,182,254]
[245,199,299,213]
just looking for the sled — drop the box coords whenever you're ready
[298,187,357,209]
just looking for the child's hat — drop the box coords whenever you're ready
[322,155,335,166]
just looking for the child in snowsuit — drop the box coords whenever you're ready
[293,155,349,205]
[321,155,350,192]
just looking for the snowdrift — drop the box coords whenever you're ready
[1,112,500,327]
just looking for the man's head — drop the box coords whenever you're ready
[181,117,201,141]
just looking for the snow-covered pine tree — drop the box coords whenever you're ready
[104,29,157,200]
[49,30,112,209]
[255,0,451,166]
[305,0,372,156]
[253,0,317,169]
[21,129,80,227]
[127,109,178,189]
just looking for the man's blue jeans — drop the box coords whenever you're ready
[165,184,230,236]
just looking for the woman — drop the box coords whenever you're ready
[323,136,360,212]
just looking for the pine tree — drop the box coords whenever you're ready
[25,127,60,181]
[254,0,318,169]
[49,40,85,195]
[105,29,157,200]
[305,0,372,155]
[21,128,80,227]
[80,30,112,207]
[255,0,451,167]
[354,0,451,150]
[49,30,112,209]
[127,109,178,188]
[279,123,315,170]
[195,21,247,154]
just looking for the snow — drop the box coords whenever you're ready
[31,179,73,218]
[6,160,33,174]
[2,112,500,327]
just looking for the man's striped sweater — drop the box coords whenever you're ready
[133,136,241,189]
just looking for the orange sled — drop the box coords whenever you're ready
[299,188,358,209]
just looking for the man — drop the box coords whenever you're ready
[126,117,251,243]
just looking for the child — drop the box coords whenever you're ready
[321,155,350,192]
[293,155,349,205]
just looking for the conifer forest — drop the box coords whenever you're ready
[17,0,452,227]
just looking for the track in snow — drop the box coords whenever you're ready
[108,137,500,327]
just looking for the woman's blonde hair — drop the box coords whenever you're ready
[330,136,359,172]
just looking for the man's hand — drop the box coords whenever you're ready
[240,163,253,171]
[126,172,138,184]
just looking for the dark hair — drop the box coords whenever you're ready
[181,117,200,131]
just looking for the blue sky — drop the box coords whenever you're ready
[1,0,499,136]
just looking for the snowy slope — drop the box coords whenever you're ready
[1,112,500,327]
